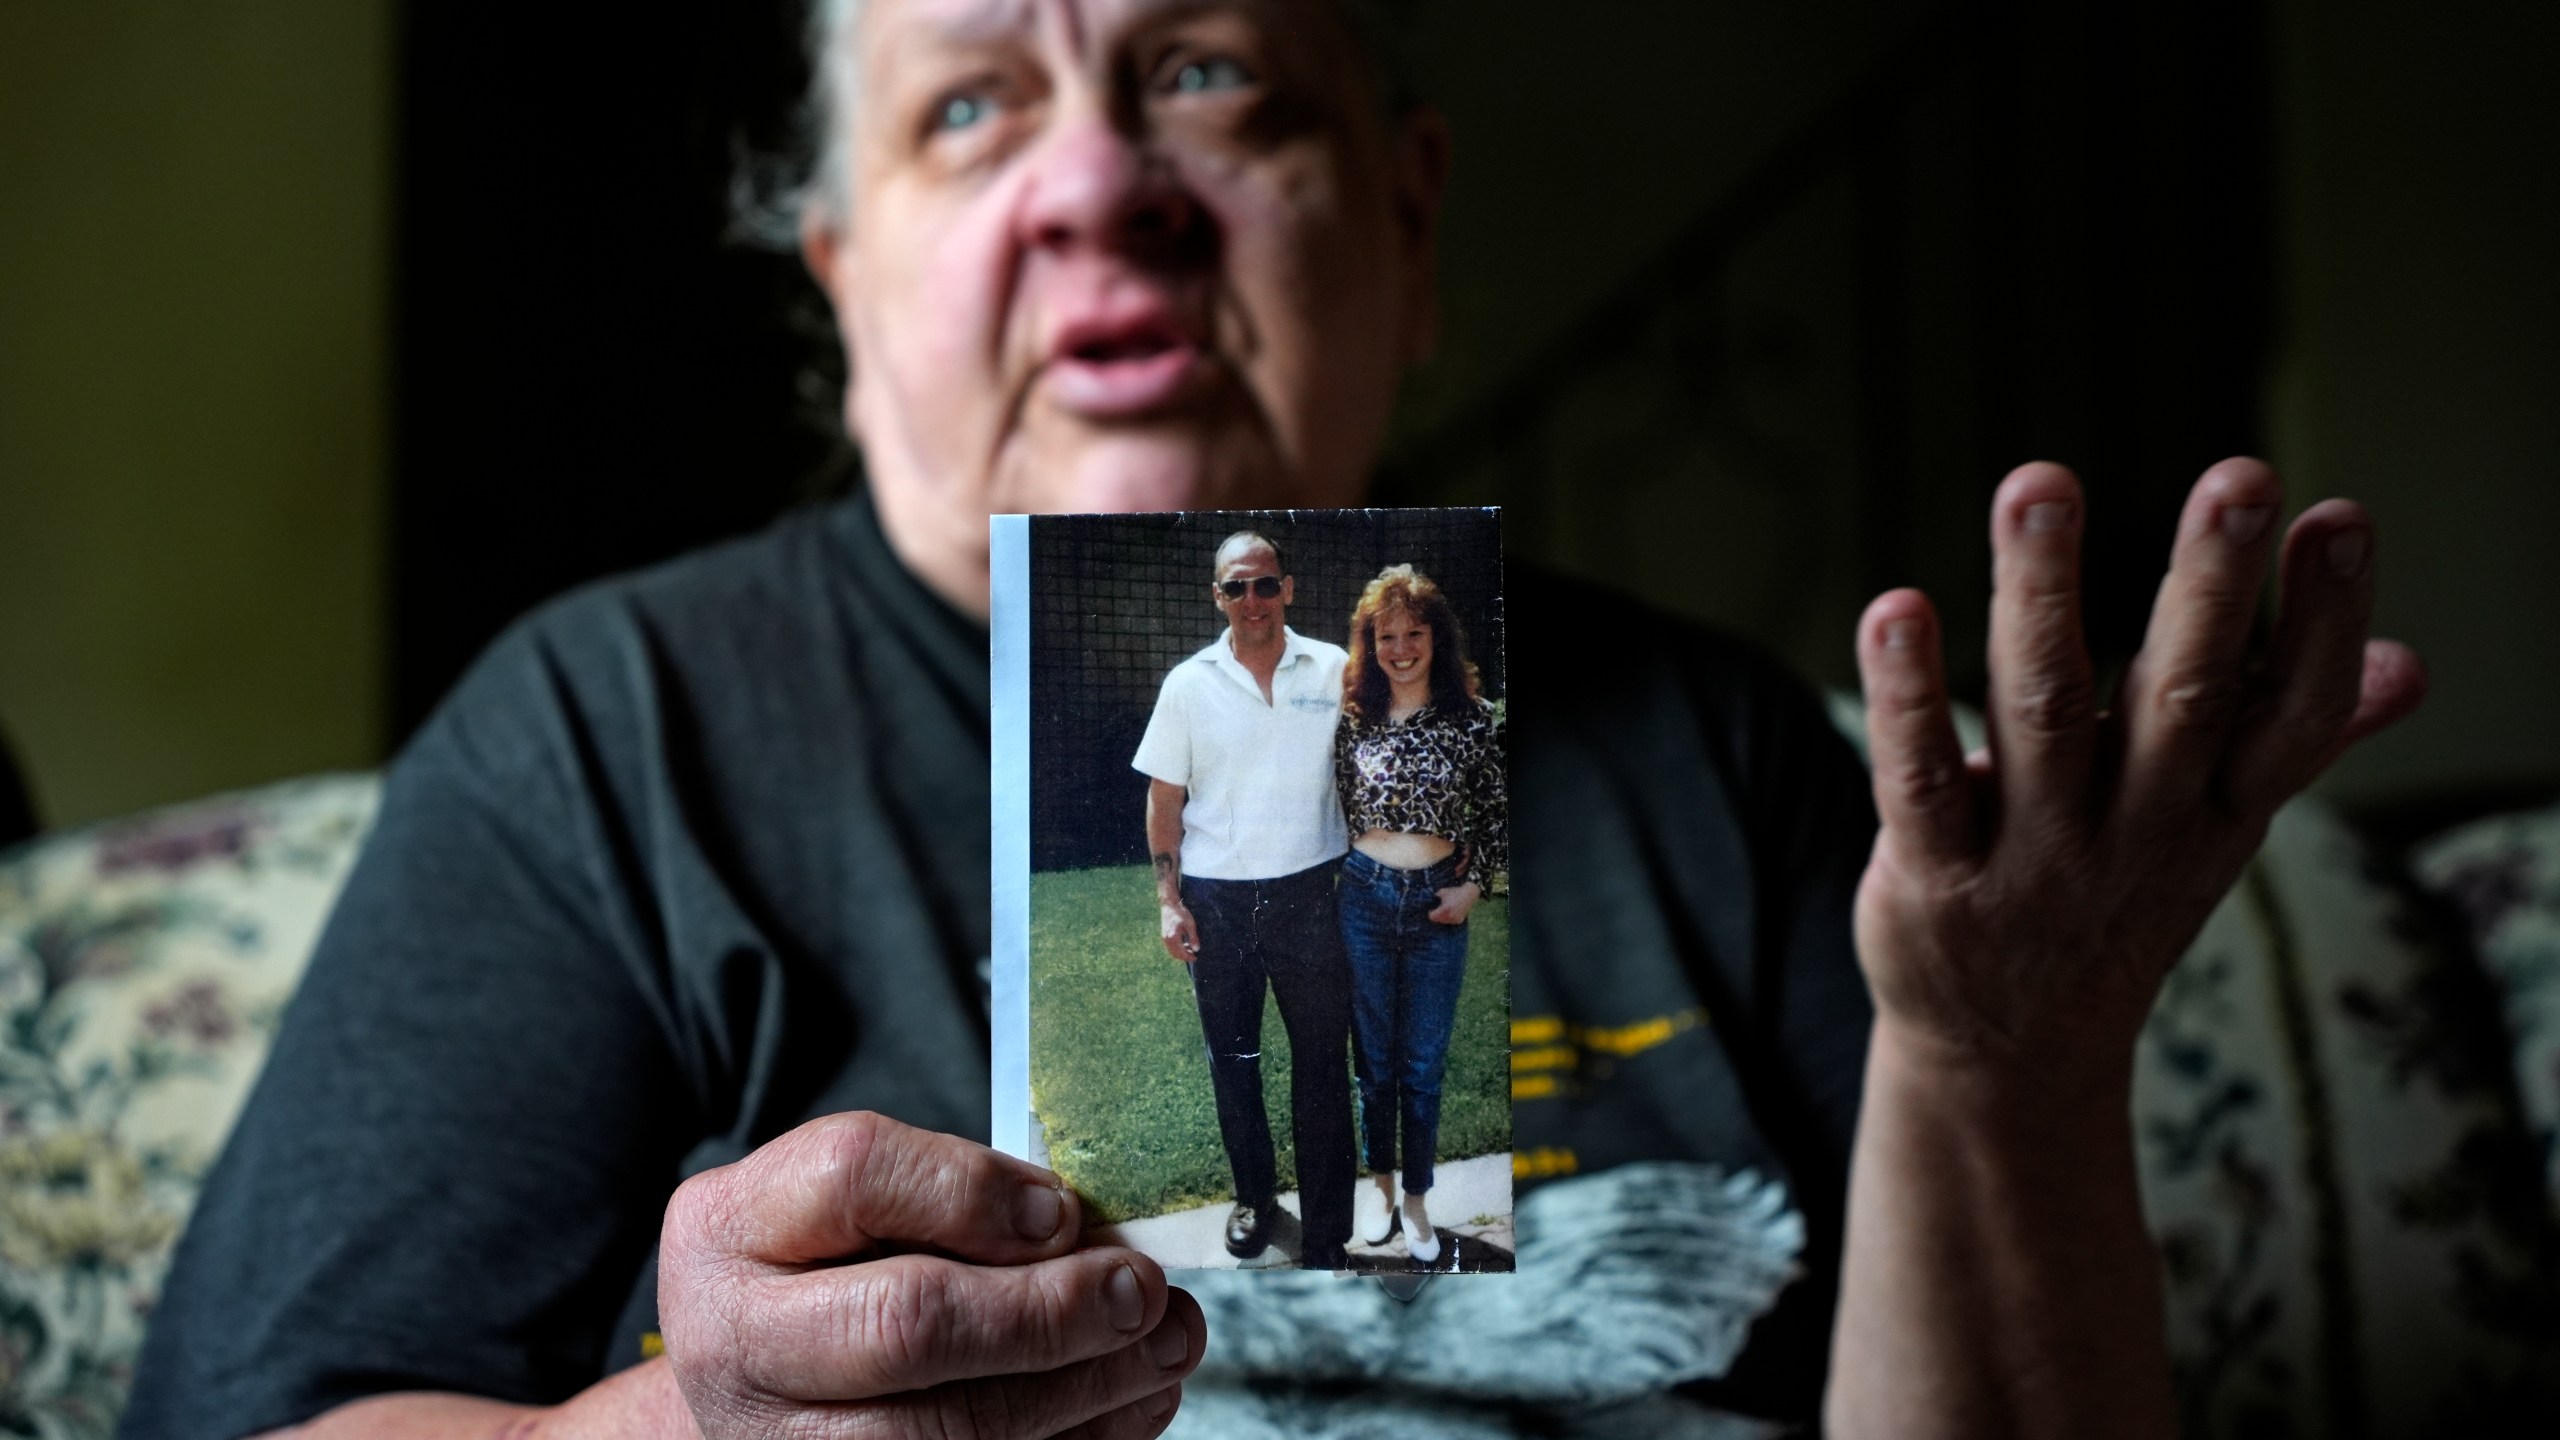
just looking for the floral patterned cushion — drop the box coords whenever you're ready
[2412,804,2560,1213]
[0,775,379,1438]
[2134,801,2559,1437]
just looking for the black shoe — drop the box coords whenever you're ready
[1224,1202,1272,1258]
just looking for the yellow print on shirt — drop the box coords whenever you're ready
[1505,1008,1706,1099]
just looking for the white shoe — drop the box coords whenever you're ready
[1403,1193,1440,1265]
[1355,1178,1395,1245]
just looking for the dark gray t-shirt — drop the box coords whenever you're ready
[121,494,1874,1438]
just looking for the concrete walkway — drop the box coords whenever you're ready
[1088,1152,1515,1273]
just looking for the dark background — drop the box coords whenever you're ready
[3,0,2553,828]
[1026,509,1503,871]
[387,0,2275,733]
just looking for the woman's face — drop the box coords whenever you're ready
[808,0,1447,611]
[1372,604,1433,693]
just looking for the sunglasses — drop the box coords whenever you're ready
[1217,576,1286,600]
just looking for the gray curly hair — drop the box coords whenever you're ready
[735,0,1423,249]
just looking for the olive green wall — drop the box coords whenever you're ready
[0,0,389,829]
[1408,0,2560,807]
[2270,0,2560,806]
[1381,0,1917,701]
[1398,0,1897,441]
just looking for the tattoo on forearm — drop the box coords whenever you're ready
[1153,851,1179,893]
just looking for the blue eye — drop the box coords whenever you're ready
[1171,57,1250,93]
[936,92,994,131]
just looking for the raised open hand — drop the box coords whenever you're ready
[1827,458,2427,1440]
[1850,457,2426,1085]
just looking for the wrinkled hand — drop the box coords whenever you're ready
[1852,459,2425,1086]
[660,1111,1203,1440]
[1427,881,1481,926]
[1159,901,1199,963]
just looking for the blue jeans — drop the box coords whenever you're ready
[1338,849,1470,1194]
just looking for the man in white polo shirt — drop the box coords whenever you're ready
[1134,530,1357,1271]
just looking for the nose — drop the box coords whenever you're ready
[1015,113,1206,263]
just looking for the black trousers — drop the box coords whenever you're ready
[1181,861,1355,1256]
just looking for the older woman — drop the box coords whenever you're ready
[124,1,2420,1438]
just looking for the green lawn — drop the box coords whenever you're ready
[1030,865,1511,1224]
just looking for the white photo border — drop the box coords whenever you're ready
[990,512,1033,1161]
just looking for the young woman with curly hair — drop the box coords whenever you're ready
[1334,564,1505,1264]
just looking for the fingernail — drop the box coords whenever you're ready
[2326,527,2370,578]
[1015,1182,1064,1242]
[1884,618,1920,651]
[1147,1315,1190,1368]
[2220,504,2274,544]
[1146,1388,1179,1421]
[1106,1264,1145,1332]
[2024,500,2073,534]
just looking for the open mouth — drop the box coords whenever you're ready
[1046,313,1208,418]
[1067,324,1183,365]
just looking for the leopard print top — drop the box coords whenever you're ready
[1333,696,1506,886]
